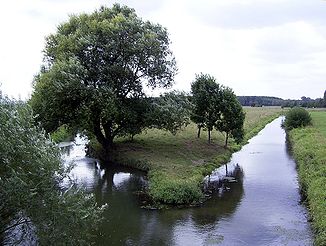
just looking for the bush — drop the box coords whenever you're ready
[149,171,203,204]
[0,94,103,245]
[283,107,312,130]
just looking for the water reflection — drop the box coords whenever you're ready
[61,118,312,246]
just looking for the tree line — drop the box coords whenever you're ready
[30,4,244,159]
[2,4,244,244]
[238,93,326,108]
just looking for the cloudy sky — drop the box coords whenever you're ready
[1,0,325,100]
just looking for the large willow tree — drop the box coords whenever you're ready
[0,93,102,245]
[30,4,176,153]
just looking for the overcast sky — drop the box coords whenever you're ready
[1,0,325,100]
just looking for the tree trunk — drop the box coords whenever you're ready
[208,130,211,143]
[93,119,114,161]
[224,132,229,148]
[197,126,201,138]
[225,163,228,176]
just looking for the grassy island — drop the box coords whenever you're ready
[109,107,283,205]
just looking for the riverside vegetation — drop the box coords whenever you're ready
[2,3,324,245]
[0,93,104,245]
[287,110,326,246]
[29,5,258,205]
[109,107,283,205]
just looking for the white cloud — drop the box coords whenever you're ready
[0,0,325,100]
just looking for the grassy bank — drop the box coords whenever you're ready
[288,111,326,245]
[109,107,283,205]
[110,107,283,205]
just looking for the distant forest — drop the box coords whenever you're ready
[238,91,326,108]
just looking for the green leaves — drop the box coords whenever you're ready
[216,87,245,146]
[284,107,312,130]
[150,91,192,135]
[191,73,222,132]
[0,94,102,245]
[191,73,245,146]
[31,4,177,152]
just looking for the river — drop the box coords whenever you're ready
[61,117,313,245]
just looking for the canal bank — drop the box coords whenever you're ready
[63,117,312,245]
[287,111,326,246]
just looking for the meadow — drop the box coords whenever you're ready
[113,107,283,205]
[288,110,326,246]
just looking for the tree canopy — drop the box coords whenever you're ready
[216,87,245,147]
[190,73,244,146]
[30,4,177,154]
[191,74,222,143]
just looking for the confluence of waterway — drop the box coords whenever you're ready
[61,117,313,246]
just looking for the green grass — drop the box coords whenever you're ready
[110,107,283,205]
[288,110,326,246]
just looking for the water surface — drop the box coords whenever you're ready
[62,117,312,245]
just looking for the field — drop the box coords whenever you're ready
[113,107,283,205]
[288,110,326,246]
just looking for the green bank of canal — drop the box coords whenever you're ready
[61,117,312,245]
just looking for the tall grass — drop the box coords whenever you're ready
[288,111,326,245]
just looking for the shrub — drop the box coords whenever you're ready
[148,171,203,204]
[0,94,103,245]
[283,107,312,130]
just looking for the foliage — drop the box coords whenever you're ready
[283,107,312,130]
[148,171,202,204]
[288,111,326,246]
[50,124,75,143]
[190,73,245,146]
[150,91,192,135]
[0,94,103,245]
[238,94,326,108]
[191,73,222,142]
[216,87,245,147]
[30,4,176,153]
[238,96,284,107]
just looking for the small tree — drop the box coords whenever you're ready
[216,87,245,147]
[283,107,312,130]
[191,73,222,143]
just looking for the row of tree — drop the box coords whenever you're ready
[6,3,325,243]
[191,74,244,146]
[30,4,244,158]
[2,4,245,243]
[238,93,326,108]
[281,94,326,108]
[237,96,284,107]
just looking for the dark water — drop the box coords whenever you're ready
[61,117,313,245]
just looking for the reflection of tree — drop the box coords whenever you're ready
[93,165,158,245]
[191,164,244,227]
[285,134,294,158]
[90,164,244,245]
